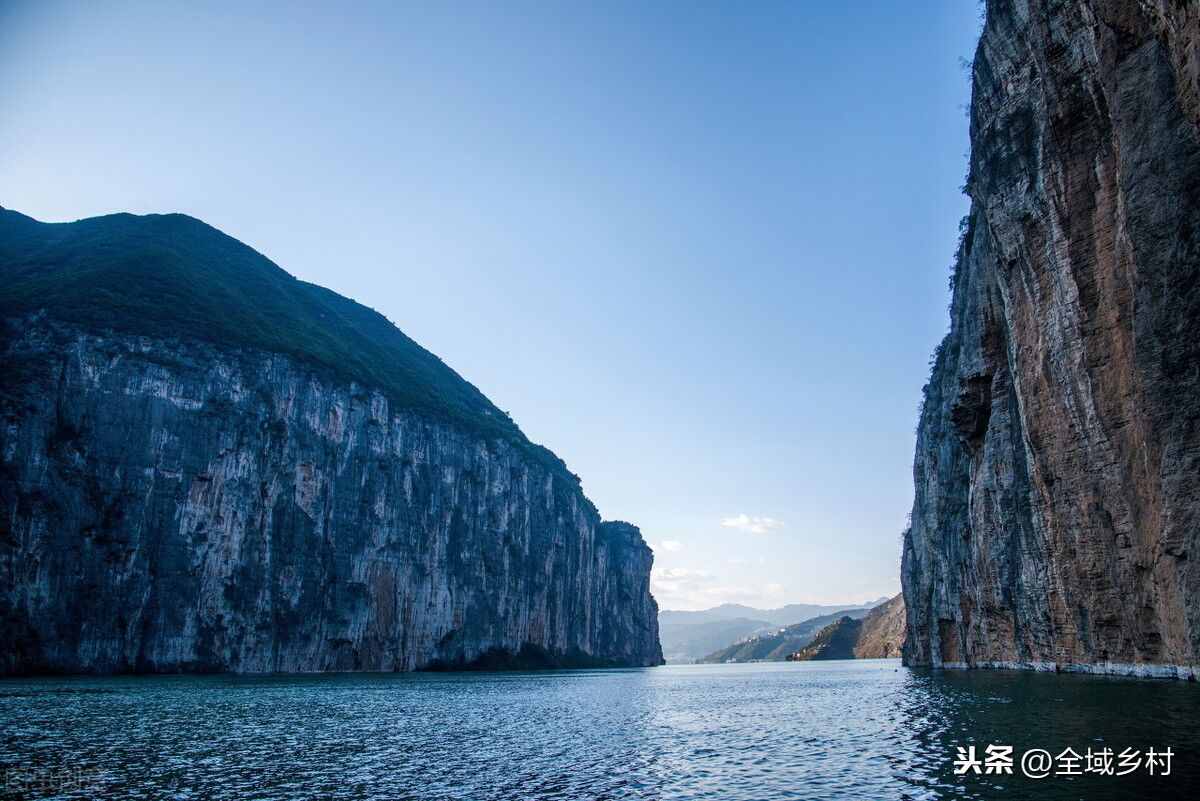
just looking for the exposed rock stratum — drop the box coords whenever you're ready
[0,208,663,673]
[902,0,1200,679]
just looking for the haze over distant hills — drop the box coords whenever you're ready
[697,609,874,664]
[659,599,889,627]
[699,595,905,664]
[658,599,888,663]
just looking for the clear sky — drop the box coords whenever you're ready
[1,1,981,610]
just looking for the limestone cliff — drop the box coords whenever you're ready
[0,208,663,673]
[903,0,1200,678]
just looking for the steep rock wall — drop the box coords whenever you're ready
[903,0,1200,678]
[0,319,663,673]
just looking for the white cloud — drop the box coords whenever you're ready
[720,513,784,534]
[650,566,713,595]
[650,567,790,611]
[652,539,683,553]
[651,566,710,585]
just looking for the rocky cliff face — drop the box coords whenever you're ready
[853,594,905,659]
[0,212,662,674]
[903,0,1200,678]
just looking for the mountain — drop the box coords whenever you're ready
[902,1,1200,679]
[785,617,862,661]
[658,617,771,664]
[658,599,889,663]
[852,594,905,659]
[0,208,549,456]
[705,595,907,664]
[659,599,888,628]
[698,607,873,663]
[0,208,663,673]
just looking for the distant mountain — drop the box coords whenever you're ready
[659,617,771,664]
[652,599,888,661]
[719,594,906,663]
[659,598,891,663]
[698,607,874,663]
[786,617,863,661]
[853,594,905,659]
[659,598,888,628]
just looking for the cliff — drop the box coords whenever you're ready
[853,593,905,659]
[0,208,663,673]
[902,1,1200,678]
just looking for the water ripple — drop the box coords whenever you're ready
[1,661,1199,800]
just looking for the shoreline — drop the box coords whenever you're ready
[917,659,1197,681]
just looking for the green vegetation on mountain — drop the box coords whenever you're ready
[698,608,871,663]
[0,207,573,479]
[852,593,905,658]
[785,616,862,661]
[658,599,891,663]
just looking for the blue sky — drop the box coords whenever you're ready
[0,1,982,610]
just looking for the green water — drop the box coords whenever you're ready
[1,660,1197,800]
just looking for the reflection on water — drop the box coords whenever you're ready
[1,660,1198,800]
